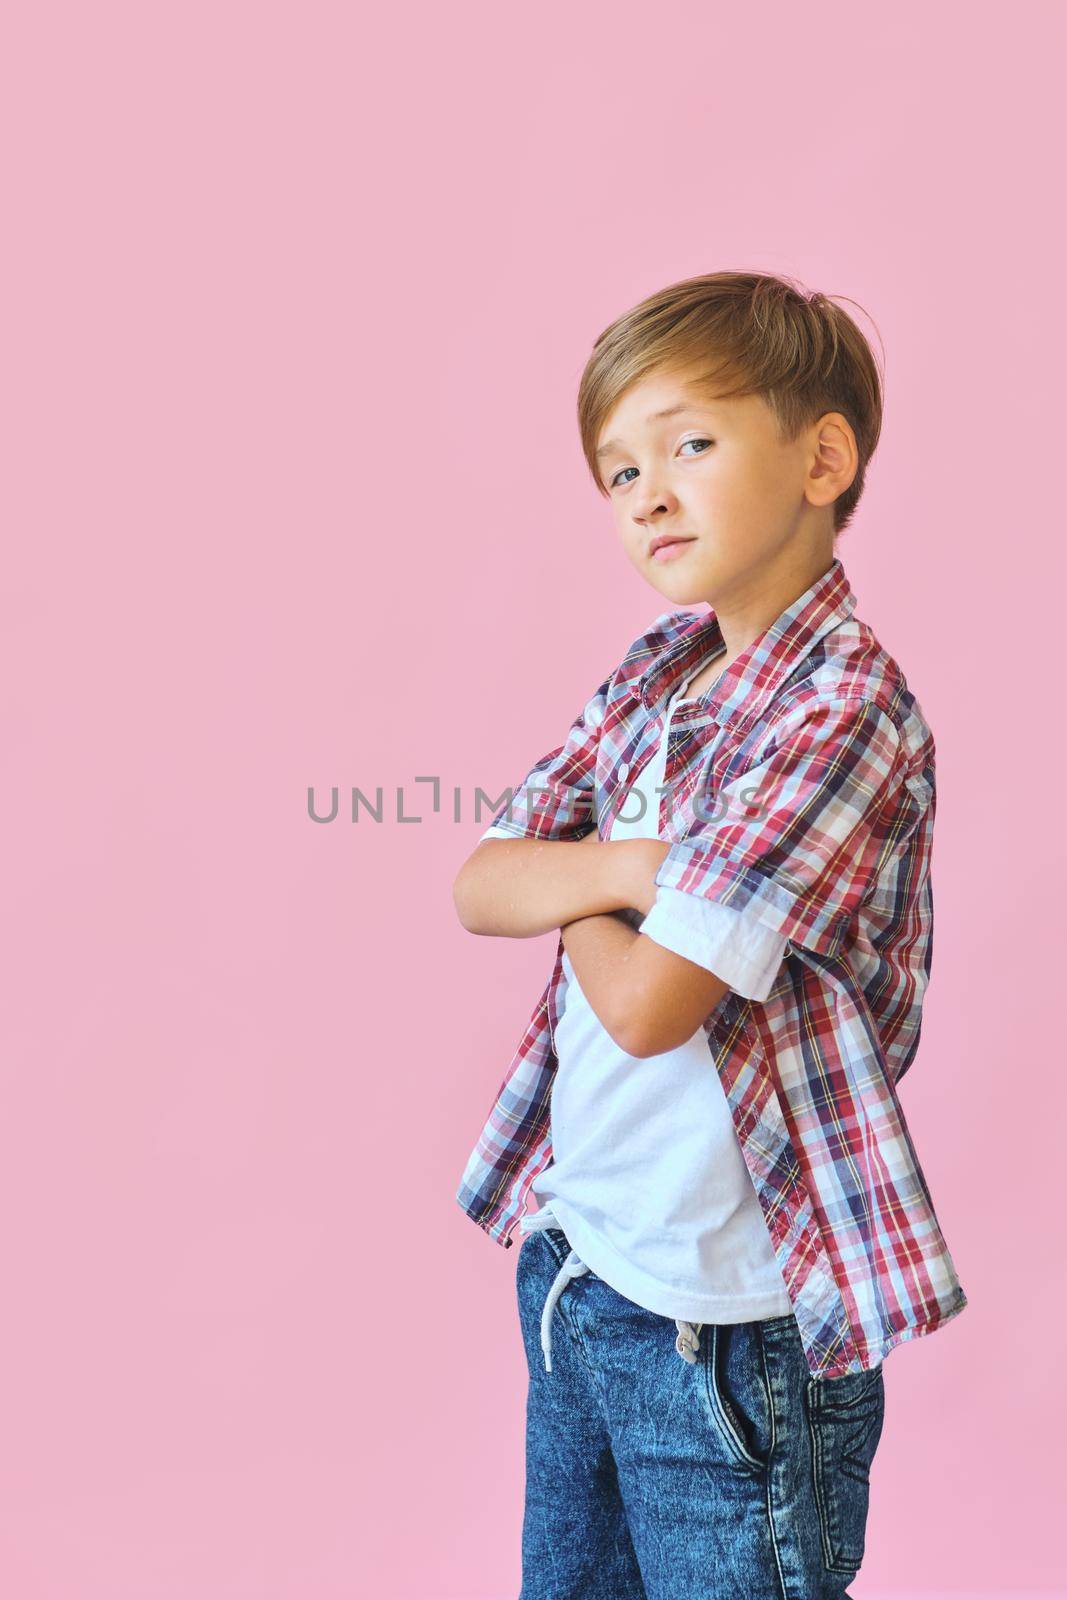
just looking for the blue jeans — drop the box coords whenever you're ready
[516,1225,885,1600]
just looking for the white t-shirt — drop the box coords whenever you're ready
[482,661,793,1322]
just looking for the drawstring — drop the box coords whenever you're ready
[519,1207,703,1370]
[538,1248,590,1371]
[675,1320,703,1363]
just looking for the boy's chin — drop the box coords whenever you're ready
[645,569,712,607]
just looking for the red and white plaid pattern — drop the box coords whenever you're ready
[456,558,967,1377]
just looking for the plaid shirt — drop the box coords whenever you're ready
[457,557,967,1378]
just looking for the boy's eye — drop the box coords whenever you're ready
[607,438,714,491]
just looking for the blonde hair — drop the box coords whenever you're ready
[577,270,884,535]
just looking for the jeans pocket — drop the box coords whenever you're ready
[703,1323,773,1474]
[806,1366,885,1575]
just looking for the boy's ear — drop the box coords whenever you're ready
[807,411,858,508]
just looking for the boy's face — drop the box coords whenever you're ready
[595,366,832,608]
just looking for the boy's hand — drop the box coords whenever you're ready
[578,831,670,918]
[619,838,671,916]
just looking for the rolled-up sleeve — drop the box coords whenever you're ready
[652,698,908,960]
[640,887,789,1002]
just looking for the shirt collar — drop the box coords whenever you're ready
[638,556,858,727]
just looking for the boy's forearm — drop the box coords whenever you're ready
[558,912,641,1048]
[452,836,637,938]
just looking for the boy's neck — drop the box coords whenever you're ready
[704,543,836,663]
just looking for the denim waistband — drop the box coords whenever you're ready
[519,1205,702,1372]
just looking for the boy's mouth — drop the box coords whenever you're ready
[649,535,698,563]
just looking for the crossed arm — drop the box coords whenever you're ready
[451,832,730,1058]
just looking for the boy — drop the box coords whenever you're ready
[452,271,966,1600]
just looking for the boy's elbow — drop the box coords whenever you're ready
[452,863,486,934]
[453,838,516,934]
[602,956,664,1057]
[615,989,715,1059]
[618,1017,667,1059]
[616,944,732,1057]
[610,990,662,1058]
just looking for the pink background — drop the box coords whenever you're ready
[4,1,1065,1596]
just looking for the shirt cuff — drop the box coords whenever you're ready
[639,885,789,1002]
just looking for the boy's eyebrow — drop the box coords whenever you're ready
[595,403,718,460]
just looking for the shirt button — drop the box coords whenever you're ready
[618,761,630,780]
